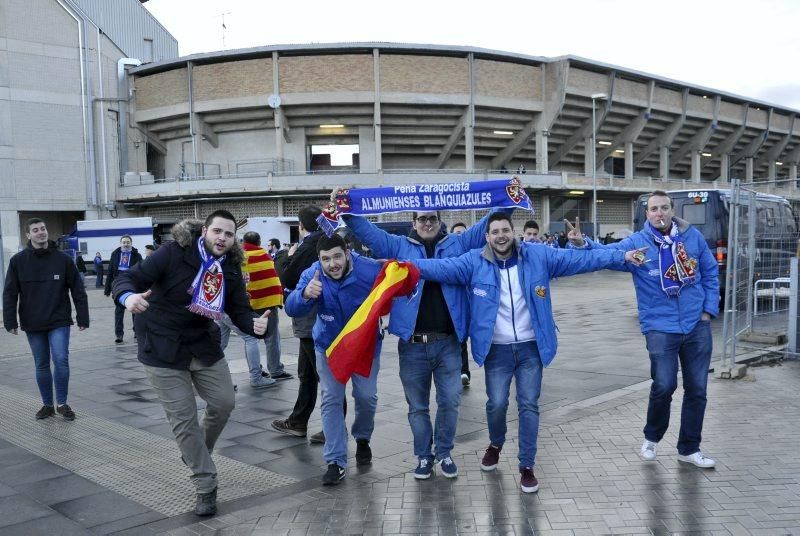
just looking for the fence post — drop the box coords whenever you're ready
[788,258,800,359]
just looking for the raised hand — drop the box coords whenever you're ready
[124,289,152,314]
[303,270,323,300]
[253,309,270,336]
[624,246,650,267]
[564,217,585,247]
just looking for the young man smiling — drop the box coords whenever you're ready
[285,234,383,485]
[412,212,646,493]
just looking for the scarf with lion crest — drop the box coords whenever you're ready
[646,220,697,297]
[187,237,227,319]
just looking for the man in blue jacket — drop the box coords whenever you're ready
[413,212,645,493]
[285,234,383,486]
[567,190,719,469]
[342,209,497,479]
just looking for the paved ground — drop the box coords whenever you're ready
[0,271,798,535]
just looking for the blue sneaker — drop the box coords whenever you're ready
[438,456,458,478]
[414,457,434,480]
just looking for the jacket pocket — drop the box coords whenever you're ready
[140,318,181,364]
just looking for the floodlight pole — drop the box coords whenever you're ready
[590,93,607,242]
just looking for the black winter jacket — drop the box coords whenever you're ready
[275,231,323,338]
[104,246,143,296]
[3,242,90,332]
[112,220,261,370]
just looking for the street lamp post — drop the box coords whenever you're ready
[591,93,607,242]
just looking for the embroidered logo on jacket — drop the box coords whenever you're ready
[320,314,334,322]
[53,275,60,280]
[472,287,487,298]
[535,285,546,298]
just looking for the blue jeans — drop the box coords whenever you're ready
[218,310,284,381]
[484,340,543,469]
[26,326,71,406]
[398,334,462,461]
[644,320,713,456]
[316,347,380,468]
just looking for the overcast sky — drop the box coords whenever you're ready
[143,0,800,111]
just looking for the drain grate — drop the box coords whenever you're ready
[0,388,297,516]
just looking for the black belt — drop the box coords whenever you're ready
[409,333,452,344]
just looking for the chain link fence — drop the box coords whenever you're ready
[720,179,800,370]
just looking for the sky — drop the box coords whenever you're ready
[143,0,800,111]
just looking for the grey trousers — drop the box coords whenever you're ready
[144,358,235,493]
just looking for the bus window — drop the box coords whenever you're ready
[681,203,707,225]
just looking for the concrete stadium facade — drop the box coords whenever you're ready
[121,43,800,237]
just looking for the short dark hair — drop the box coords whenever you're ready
[24,218,45,232]
[647,190,674,208]
[486,212,514,232]
[451,222,467,231]
[316,233,347,255]
[298,205,322,232]
[119,234,132,242]
[269,238,280,249]
[242,231,260,246]
[412,210,440,221]
[523,220,539,231]
[204,209,237,227]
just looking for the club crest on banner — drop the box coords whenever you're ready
[505,177,526,204]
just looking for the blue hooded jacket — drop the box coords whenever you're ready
[285,251,383,352]
[342,213,497,342]
[579,217,719,334]
[414,241,627,367]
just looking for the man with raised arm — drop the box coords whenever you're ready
[566,190,719,469]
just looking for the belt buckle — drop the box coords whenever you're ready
[421,334,428,344]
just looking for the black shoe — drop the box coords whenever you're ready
[271,419,307,437]
[309,430,325,444]
[56,404,75,421]
[322,463,345,485]
[355,439,372,466]
[35,405,55,420]
[270,371,294,381]
[194,487,217,516]
[114,337,123,344]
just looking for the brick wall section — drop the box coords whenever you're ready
[194,58,272,101]
[380,55,468,94]
[279,55,373,93]
[134,68,189,110]
[475,60,541,100]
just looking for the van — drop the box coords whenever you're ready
[633,189,799,294]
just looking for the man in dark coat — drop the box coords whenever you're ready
[3,218,89,421]
[112,210,270,516]
[104,235,143,343]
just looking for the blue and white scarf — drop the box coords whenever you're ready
[118,249,132,271]
[187,237,227,319]
[646,221,698,297]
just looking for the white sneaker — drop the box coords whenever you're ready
[640,440,658,461]
[677,451,716,468]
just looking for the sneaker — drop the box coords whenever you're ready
[438,456,458,478]
[35,405,55,420]
[677,451,716,468]
[322,463,345,485]
[309,430,325,444]
[461,373,470,387]
[270,371,294,381]
[194,487,217,516]
[480,444,502,471]
[640,440,658,461]
[414,458,434,480]
[520,467,539,493]
[56,404,75,421]
[249,377,277,389]
[355,440,372,466]
[114,337,123,344]
[271,418,307,437]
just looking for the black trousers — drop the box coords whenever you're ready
[461,339,470,378]
[287,337,346,428]
[114,302,127,339]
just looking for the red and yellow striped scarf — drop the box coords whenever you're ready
[326,261,419,384]
[242,243,283,310]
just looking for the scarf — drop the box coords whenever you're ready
[646,220,697,296]
[187,237,227,319]
[118,248,132,271]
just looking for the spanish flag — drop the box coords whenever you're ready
[326,260,420,384]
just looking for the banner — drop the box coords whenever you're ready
[317,177,532,236]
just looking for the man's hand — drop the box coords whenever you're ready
[303,270,322,300]
[7,328,18,335]
[701,313,711,321]
[624,247,650,267]
[564,218,586,247]
[288,243,298,257]
[253,309,270,336]
[124,290,152,314]
[78,326,87,331]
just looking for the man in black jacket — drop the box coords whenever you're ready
[113,210,270,516]
[271,205,329,441]
[3,218,89,421]
[104,235,143,343]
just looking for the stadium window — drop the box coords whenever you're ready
[309,144,360,171]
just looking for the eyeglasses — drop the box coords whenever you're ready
[415,215,439,224]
